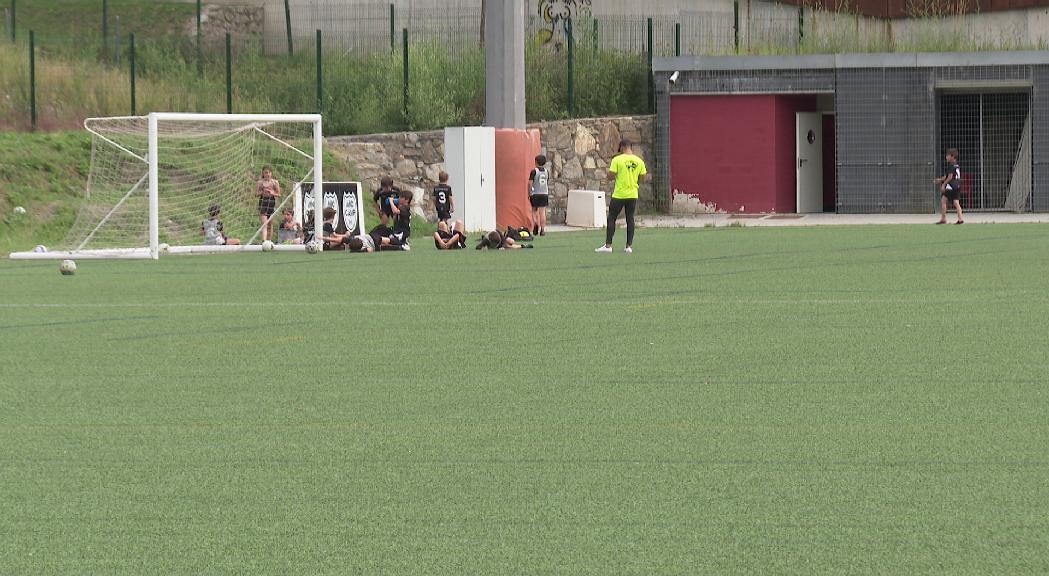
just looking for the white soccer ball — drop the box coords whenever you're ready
[13,206,26,215]
[261,240,275,252]
[33,245,48,253]
[305,240,321,254]
[59,259,76,275]
[158,243,170,253]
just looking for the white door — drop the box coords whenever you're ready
[444,126,496,231]
[796,112,824,213]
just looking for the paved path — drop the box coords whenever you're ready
[542,212,1049,233]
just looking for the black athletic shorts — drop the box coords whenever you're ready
[436,209,452,222]
[529,194,549,208]
[259,196,276,217]
[942,188,960,203]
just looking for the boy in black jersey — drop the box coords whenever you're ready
[432,171,454,226]
[392,188,414,243]
[373,176,401,227]
[319,207,350,250]
[475,230,531,250]
[936,149,965,225]
[367,224,410,251]
[433,219,467,250]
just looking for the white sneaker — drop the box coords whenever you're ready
[595,245,613,253]
[623,246,633,254]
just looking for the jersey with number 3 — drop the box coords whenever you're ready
[433,184,452,213]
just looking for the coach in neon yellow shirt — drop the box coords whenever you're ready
[596,139,647,253]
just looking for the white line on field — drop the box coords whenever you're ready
[0,298,995,309]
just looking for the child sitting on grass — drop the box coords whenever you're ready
[277,208,303,244]
[201,204,241,246]
[433,220,467,250]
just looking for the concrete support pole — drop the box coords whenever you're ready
[484,0,525,129]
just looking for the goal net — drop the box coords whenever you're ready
[12,113,323,259]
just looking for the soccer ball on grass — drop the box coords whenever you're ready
[59,259,77,275]
[33,245,48,253]
[261,240,275,252]
[305,240,321,254]
[13,206,26,215]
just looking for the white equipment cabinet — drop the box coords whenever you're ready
[444,127,496,231]
[566,190,606,228]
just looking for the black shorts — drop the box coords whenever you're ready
[942,188,960,203]
[436,208,452,222]
[259,196,276,216]
[530,194,549,208]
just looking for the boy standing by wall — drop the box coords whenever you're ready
[432,172,454,226]
[528,155,551,236]
[373,176,401,227]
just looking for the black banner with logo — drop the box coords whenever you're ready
[299,182,364,235]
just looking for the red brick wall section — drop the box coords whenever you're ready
[670,95,778,213]
[670,94,817,214]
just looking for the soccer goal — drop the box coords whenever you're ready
[10,113,324,260]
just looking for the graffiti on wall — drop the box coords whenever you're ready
[536,0,593,46]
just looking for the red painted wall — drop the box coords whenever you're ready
[670,94,816,213]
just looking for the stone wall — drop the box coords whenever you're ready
[186,4,265,48]
[327,115,655,224]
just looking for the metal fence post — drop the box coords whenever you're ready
[798,5,805,46]
[646,17,654,114]
[130,33,136,115]
[114,16,120,65]
[315,29,322,114]
[402,27,409,127]
[674,22,680,57]
[390,4,395,52]
[592,18,598,49]
[196,0,202,77]
[9,0,15,42]
[283,0,293,56]
[29,29,35,130]
[102,0,108,60]
[225,31,232,114]
[567,18,574,117]
[733,0,740,53]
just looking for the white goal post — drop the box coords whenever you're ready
[11,113,324,260]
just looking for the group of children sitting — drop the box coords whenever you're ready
[203,156,554,251]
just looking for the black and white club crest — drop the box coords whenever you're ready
[343,190,359,233]
[324,191,340,229]
[302,189,315,222]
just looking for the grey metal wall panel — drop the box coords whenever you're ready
[672,69,835,94]
[1032,67,1049,211]
[835,68,935,213]
[654,76,673,210]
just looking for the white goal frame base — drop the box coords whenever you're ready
[10,244,308,259]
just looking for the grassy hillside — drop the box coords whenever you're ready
[0,132,92,254]
[10,0,194,43]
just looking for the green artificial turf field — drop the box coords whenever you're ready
[2,224,1048,574]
